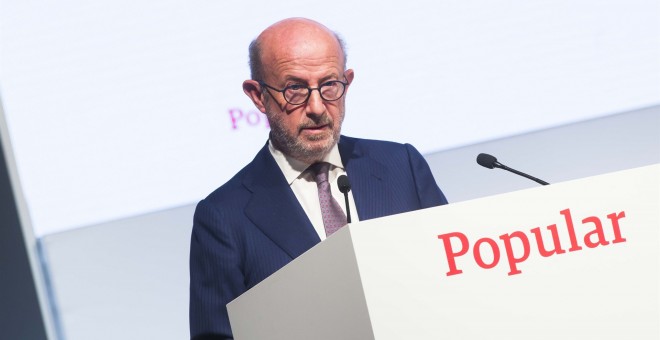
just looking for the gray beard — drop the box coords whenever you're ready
[268,113,343,163]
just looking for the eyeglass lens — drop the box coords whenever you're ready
[285,81,345,104]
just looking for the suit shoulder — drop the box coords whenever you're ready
[341,135,408,148]
[201,157,257,206]
[341,135,418,157]
[200,142,273,206]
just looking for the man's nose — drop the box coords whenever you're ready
[305,89,325,115]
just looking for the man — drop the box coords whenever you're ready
[189,18,448,340]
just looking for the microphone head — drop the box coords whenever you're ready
[476,153,498,169]
[337,175,351,193]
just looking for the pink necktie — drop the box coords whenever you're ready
[310,162,347,236]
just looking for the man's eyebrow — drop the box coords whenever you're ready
[283,73,340,84]
[319,74,340,82]
[283,76,307,83]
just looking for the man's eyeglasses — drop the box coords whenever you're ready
[259,80,349,105]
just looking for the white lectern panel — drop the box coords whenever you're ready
[229,164,659,340]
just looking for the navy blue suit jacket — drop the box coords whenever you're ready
[189,136,448,339]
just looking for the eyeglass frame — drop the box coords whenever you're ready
[258,78,350,106]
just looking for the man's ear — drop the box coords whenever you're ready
[344,69,355,85]
[243,80,267,113]
[343,69,355,95]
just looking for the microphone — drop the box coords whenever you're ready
[337,175,352,223]
[476,153,550,186]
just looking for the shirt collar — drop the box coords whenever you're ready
[268,139,344,185]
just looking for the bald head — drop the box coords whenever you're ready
[242,18,355,163]
[248,18,347,81]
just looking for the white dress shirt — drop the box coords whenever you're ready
[268,140,359,240]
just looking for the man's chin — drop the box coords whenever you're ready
[272,129,340,162]
[295,137,337,161]
[301,141,334,155]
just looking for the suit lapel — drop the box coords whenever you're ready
[243,145,321,259]
[338,137,388,221]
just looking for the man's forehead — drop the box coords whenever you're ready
[262,35,340,57]
[270,59,343,81]
[266,43,342,63]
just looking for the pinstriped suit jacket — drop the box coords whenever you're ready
[189,136,448,340]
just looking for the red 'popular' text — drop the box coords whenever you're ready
[228,108,269,130]
[437,208,626,276]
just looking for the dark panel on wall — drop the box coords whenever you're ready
[0,130,49,339]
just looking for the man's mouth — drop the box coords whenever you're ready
[301,124,329,131]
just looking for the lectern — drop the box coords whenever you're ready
[228,164,659,339]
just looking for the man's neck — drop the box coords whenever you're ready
[268,139,344,184]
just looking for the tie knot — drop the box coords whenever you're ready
[310,162,330,184]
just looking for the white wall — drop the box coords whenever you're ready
[427,105,660,202]
[1,0,658,236]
